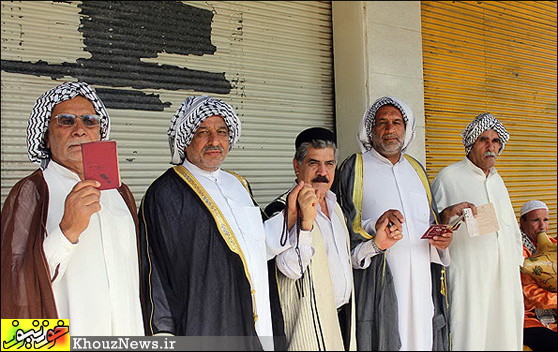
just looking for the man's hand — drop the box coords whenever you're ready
[432,201,476,250]
[285,181,318,231]
[297,184,318,231]
[429,231,453,250]
[59,180,101,243]
[374,209,405,250]
[440,201,477,224]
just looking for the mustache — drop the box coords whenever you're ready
[67,140,91,148]
[203,145,224,153]
[383,133,403,142]
[484,151,497,157]
[312,175,329,183]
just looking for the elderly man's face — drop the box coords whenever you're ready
[185,115,230,172]
[46,96,101,178]
[520,208,549,244]
[468,129,501,174]
[371,105,405,162]
[294,146,336,200]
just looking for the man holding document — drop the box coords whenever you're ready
[1,82,143,336]
[335,96,472,350]
[432,112,524,351]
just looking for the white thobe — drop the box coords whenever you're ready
[183,159,274,351]
[352,149,449,351]
[432,157,524,351]
[42,161,143,336]
[274,189,353,309]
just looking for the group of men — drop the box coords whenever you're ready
[1,81,555,351]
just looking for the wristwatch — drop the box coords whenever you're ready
[371,238,385,253]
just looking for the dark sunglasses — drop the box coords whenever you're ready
[50,113,101,127]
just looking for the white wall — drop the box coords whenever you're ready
[333,1,426,164]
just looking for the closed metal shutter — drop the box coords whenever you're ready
[421,1,557,236]
[1,1,333,207]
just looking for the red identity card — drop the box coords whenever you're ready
[81,140,121,190]
[422,213,464,239]
[421,225,452,239]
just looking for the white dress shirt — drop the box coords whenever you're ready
[274,188,352,309]
[42,161,143,336]
[182,159,274,351]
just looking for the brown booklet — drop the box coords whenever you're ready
[81,140,121,190]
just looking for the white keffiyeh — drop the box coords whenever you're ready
[358,96,415,153]
[461,113,509,156]
[26,82,110,169]
[167,96,241,165]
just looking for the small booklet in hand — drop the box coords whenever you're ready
[421,225,452,239]
[421,213,464,239]
[81,140,121,190]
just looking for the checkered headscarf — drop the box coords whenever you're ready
[26,82,110,169]
[461,113,509,155]
[522,232,537,255]
[358,96,415,153]
[167,96,241,165]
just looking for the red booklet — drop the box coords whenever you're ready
[421,225,452,239]
[421,214,464,239]
[81,140,121,190]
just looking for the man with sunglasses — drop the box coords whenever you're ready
[1,82,144,336]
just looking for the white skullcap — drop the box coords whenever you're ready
[520,200,549,217]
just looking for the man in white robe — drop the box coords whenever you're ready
[335,96,471,350]
[432,112,524,350]
[1,82,144,336]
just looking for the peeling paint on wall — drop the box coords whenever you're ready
[1,1,231,111]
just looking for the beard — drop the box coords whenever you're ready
[371,130,404,154]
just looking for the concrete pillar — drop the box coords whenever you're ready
[333,1,426,164]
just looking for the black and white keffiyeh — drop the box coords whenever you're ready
[26,81,110,169]
[461,113,509,155]
[358,96,415,153]
[167,96,241,165]
[522,232,537,255]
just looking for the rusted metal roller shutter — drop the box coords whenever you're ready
[1,0,334,208]
[421,1,557,236]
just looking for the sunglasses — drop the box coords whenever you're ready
[50,113,101,127]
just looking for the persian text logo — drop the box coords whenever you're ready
[1,319,69,351]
